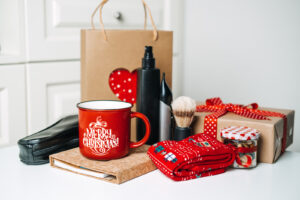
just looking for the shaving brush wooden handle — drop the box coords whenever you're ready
[171,96,196,141]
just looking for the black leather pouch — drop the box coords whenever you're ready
[18,115,79,165]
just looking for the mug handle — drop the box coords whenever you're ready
[130,112,151,148]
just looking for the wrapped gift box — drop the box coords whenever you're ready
[192,100,294,164]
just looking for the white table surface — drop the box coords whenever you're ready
[0,146,299,200]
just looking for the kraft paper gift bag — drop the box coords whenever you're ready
[81,0,173,140]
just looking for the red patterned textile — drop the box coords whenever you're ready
[147,134,235,181]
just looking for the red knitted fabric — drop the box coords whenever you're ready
[147,133,236,181]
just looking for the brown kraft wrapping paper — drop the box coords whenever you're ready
[50,145,156,184]
[81,29,173,101]
[81,1,173,141]
[192,105,294,164]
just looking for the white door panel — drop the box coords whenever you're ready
[0,65,26,147]
[26,0,163,61]
[47,82,80,125]
[26,61,80,134]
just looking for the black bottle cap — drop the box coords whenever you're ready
[142,46,155,69]
[160,73,173,104]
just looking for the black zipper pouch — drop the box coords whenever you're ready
[18,115,79,165]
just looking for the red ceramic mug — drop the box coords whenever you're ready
[77,100,150,160]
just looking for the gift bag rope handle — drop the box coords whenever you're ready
[91,0,158,41]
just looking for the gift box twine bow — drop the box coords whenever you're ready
[196,97,288,153]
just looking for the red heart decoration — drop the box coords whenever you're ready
[108,68,137,104]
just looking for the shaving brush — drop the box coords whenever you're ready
[171,96,196,141]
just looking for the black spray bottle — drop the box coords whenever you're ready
[136,46,160,145]
[159,73,173,141]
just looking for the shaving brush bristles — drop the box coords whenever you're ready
[171,96,196,128]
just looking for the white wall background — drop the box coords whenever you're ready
[183,0,300,151]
